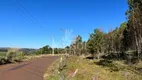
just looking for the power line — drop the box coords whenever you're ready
[15,0,45,31]
[12,0,45,32]
[3,0,32,24]
[3,0,50,46]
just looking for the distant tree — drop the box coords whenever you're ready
[71,35,83,56]
[81,41,87,55]
[38,45,52,54]
[65,46,70,54]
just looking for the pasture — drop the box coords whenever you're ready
[0,52,6,57]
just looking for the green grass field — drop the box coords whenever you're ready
[0,52,6,57]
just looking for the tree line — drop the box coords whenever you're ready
[69,0,142,61]
[37,0,142,62]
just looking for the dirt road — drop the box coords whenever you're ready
[0,56,58,80]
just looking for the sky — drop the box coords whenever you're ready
[0,0,128,49]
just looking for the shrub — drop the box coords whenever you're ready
[35,50,41,55]
[0,57,7,65]
[5,48,24,63]
[6,51,16,63]
[95,60,119,71]
[14,51,24,62]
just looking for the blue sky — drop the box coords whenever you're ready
[0,0,128,48]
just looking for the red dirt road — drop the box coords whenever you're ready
[0,56,58,80]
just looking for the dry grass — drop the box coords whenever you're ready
[45,56,142,80]
[24,54,65,61]
[44,55,66,80]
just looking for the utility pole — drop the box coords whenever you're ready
[52,37,55,56]
[60,29,67,55]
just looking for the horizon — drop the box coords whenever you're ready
[0,0,128,48]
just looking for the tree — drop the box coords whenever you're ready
[70,35,83,56]
[69,35,87,56]
[124,0,142,59]
[38,45,52,54]
[87,29,105,59]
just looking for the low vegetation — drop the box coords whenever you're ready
[45,56,142,80]
[0,52,6,56]
[44,55,67,80]
[0,47,41,65]
[0,48,25,65]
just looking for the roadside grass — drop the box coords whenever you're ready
[0,53,63,65]
[0,52,57,65]
[45,56,142,80]
[44,55,67,80]
[44,58,61,80]
[24,54,65,61]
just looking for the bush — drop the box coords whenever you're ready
[5,48,24,63]
[0,57,7,65]
[6,51,16,63]
[14,51,24,62]
[95,60,119,71]
[35,50,41,55]
[125,50,139,64]
[0,48,25,65]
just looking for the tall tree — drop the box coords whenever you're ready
[87,29,105,59]
[125,0,142,58]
